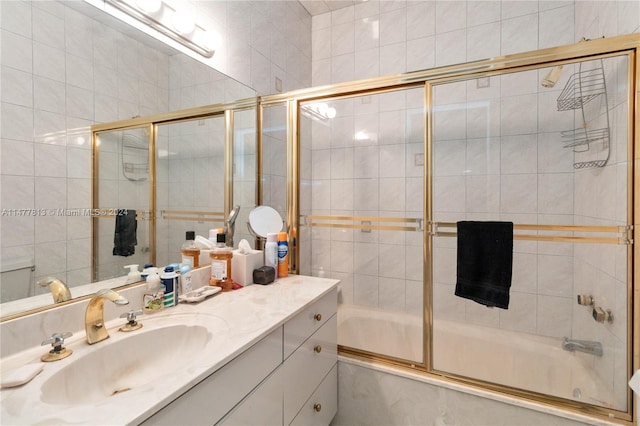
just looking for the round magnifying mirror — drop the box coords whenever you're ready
[248,206,283,238]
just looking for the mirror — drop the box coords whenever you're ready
[0,1,256,319]
[94,127,152,281]
[248,206,284,239]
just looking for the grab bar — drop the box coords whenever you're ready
[303,215,423,232]
[431,222,632,245]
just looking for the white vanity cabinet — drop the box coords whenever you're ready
[144,287,338,426]
[283,295,337,425]
[142,327,283,426]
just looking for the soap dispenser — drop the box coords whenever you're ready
[124,264,141,284]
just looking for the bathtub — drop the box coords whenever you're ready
[337,304,621,412]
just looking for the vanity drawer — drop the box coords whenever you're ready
[142,327,282,426]
[290,364,337,426]
[283,314,337,425]
[217,367,283,426]
[284,288,337,359]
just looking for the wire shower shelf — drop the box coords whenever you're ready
[556,67,606,111]
[556,60,610,169]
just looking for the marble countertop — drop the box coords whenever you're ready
[0,275,339,425]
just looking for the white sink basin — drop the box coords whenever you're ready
[40,322,213,405]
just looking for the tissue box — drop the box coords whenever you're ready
[198,249,211,269]
[231,249,263,286]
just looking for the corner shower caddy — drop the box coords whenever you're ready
[557,60,611,169]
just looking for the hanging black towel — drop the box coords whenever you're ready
[455,221,513,309]
[113,209,137,257]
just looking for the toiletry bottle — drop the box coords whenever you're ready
[180,263,193,295]
[141,263,155,281]
[209,233,233,291]
[208,228,218,245]
[277,232,289,278]
[181,231,200,268]
[161,265,179,307]
[265,233,278,278]
[143,272,164,312]
[124,264,141,284]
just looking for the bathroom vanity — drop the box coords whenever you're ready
[0,276,339,425]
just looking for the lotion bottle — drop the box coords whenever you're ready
[265,233,278,278]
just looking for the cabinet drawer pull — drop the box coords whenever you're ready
[314,403,322,412]
[314,313,322,322]
[314,345,322,353]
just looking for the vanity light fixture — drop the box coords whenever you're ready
[301,102,337,122]
[105,0,217,58]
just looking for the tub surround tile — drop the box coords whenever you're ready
[435,29,466,67]
[335,359,607,426]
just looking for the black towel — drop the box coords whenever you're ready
[455,221,513,309]
[113,209,137,257]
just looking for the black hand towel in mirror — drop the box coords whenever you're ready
[113,209,137,257]
[455,221,513,309]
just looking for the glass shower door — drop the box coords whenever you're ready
[299,87,426,364]
[429,54,631,412]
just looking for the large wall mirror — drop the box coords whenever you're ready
[93,105,257,282]
[0,1,256,319]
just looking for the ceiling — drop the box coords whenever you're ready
[299,0,363,16]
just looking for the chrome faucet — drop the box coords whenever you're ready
[562,337,603,357]
[85,289,129,345]
[225,205,240,247]
[38,277,71,303]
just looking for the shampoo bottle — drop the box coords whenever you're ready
[209,233,233,291]
[181,231,200,268]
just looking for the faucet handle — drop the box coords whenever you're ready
[120,310,143,323]
[119,310,143,332]
[41,332,72,349]
[41,332,73,362]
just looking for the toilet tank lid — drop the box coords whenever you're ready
[1,257,34,273]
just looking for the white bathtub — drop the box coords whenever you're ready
[337,304,621,411]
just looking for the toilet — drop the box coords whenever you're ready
[0,257,35,303]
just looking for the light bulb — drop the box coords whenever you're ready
[200,30,221,51]
[326,107,336,119]
[135,0,162,14]
[317,103,328,115]
[172,10,195,34]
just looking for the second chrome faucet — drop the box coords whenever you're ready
[562,337,603,357]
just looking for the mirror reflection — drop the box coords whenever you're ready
[95,127,151,282]
[0,1,255,319]
[155,115,227,268]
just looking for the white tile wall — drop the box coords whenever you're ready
[1,0,312,297]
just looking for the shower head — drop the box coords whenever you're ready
[541,65,563,88]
